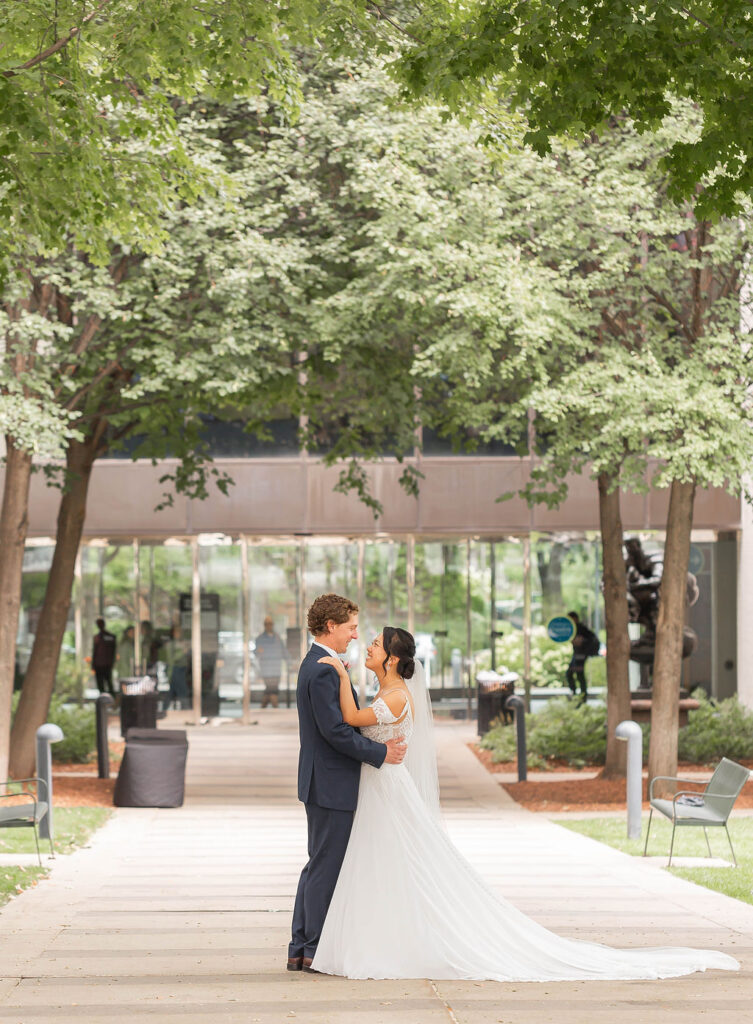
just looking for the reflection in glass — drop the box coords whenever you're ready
[247,544,301,706]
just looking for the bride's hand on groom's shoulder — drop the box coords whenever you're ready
[318,655,345,675]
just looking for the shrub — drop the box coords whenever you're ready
[54,653,87,701]
[10,692,97,764]
[678,691,753,764]
[478,689,753,770]
[44,697,97,764]
[479,698,617,768]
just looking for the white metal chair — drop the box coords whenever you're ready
[0,778,53,866]
[644,757,750,867]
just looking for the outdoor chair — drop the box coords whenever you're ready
[0,778,53,866]
[644,757,750,867]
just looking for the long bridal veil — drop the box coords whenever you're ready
[404,658,441,819]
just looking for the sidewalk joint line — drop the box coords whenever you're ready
[429,979,461,1024]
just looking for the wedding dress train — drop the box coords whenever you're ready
[312,695,738,981]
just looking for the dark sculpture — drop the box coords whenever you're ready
[624,537,698,672]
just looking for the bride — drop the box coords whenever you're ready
[313,626,738,982]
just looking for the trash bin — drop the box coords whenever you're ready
[476,669,518,736]
[113,728,189,808]
[119,676,159,738]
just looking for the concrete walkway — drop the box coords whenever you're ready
[0,711,751,1023]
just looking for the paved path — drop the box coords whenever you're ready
[0,711,751,1023]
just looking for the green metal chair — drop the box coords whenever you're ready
[644,757,750,867]
[0,778,53,866]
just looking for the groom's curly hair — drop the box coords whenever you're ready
[307,593,358,637]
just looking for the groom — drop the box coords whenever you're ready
[288,593,406,972]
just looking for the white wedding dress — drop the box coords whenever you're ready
[312,691,739,982]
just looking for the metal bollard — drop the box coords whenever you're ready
[36,723,64,843]
[504,695,527,783]
[616,719,643,839]
[96,694,114,779]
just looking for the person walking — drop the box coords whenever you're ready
[255,616,289,708]
[92,618,117,696]
[565,611,599,703]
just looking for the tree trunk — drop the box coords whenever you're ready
[0,439,33,782]
[537,541,566,621]
[9,436,98,778]
[597,472,632,779]
[647,479,696,790]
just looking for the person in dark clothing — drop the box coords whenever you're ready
[565,611,599,702]
[92,617,117,695]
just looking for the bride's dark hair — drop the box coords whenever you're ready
[381,626,416,679]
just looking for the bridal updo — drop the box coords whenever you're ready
[382,626,416,679]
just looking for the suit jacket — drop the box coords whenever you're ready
[296,644,386,810]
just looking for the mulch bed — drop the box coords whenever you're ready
[471,746,593,776]
[49,776,116,807]
[50,742,124,807]
[52,741,125,774]
[470,743,753,813]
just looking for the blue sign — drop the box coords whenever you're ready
[547,615,575,643]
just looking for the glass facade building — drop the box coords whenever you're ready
[17,526,738,720]
[12,440,743,716]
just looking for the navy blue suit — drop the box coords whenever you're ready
[289,644,386,960]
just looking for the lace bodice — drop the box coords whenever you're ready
[361,693,414,745]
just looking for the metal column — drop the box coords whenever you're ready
[73,548,83,684]
[133,539,141,673]
[466,539,473,720]
[490,540,497,672]
[298,541,307,663]
[406,536,415,636]
[357,539,366,703]
[240,535,251,724]
[522,536,532,712]
[191,537,202,725]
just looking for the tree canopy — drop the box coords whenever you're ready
[396,0,753,217]
[0,0,319,264]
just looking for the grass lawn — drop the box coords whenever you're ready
[558,815,753,905]
[0,807,112,907]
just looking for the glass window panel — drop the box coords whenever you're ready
[413,541,467,691]
[17,546,56,693]
[199,543,243,717]
[248,543,302,706]
[138,542,193,708]
[80,543,137,697]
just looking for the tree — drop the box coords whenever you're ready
[176,65,750,785]
[396,0,753,217]
[5,98,315,776]
[416,106,751,780]
[5,58,532,776]
[0,0,326,781]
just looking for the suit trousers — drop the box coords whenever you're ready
[289,802,354,959]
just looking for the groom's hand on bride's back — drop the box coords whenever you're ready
[384,739,407,764]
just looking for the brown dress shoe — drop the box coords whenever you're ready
[302,957,319,974]
[287,956,303,972]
